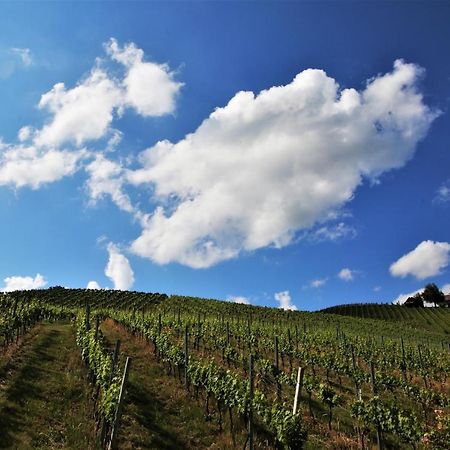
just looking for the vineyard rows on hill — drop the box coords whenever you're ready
[1,288,449,449]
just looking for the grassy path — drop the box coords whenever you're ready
[0,322,97,449]
[101,319,241,450]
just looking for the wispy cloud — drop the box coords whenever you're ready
[11,48,33,67]
[310,277,328,288]
[308,222,357,243]
[433,179,450,204]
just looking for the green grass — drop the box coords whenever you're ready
[0,321,97,449]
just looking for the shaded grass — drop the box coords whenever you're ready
[0,322,98,449]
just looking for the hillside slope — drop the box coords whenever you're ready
[321,303,450,335]
[2,288,449,449]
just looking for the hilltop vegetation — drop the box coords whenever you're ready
[1,288,449,449]
[321,303,450,336]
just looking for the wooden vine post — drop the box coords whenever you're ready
[400,337,407,382]
[293,366,304,414]
[108,357,131,450]
[95,316,100,341]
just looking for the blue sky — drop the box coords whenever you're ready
[0,1,450,311]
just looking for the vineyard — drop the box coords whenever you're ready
[321,304,450,336]
[0,287,449,449]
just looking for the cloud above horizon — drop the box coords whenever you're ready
[390,240,450,280]
[1,273,47,292]
[105,243,135,290]
[227,295,250,305]
[86,280,101,289]
[274,290,297,310]
[129,60,437,268]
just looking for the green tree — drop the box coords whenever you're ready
[421,283,445,307]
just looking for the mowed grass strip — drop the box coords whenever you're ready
[0,321,97,450]
[101,319,241,450]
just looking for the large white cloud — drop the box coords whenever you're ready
[390,240,450,280]
[105,243,135,290]
[129,60,436,268]
[0,142,85,189]
[274,290,297,311]
[1,273,47,291]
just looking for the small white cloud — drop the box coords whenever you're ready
[274,290,297,311]
[390,240,450,280]
[105,242,135,290]
[35,69,123,148]
[441,283,450,295]
[434,180,450,204]
[106,38,182,117]
[11,48,33,67]
[309,222,357,243]
[1,273,47,291]
[86,280,101,289]
[227,295,250,305]
[85,154,134,213]
[17,126,33,142]
[310,278,327,288]
[373,286,382,292]
[338,268,354,281]
[0,142,86,189]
